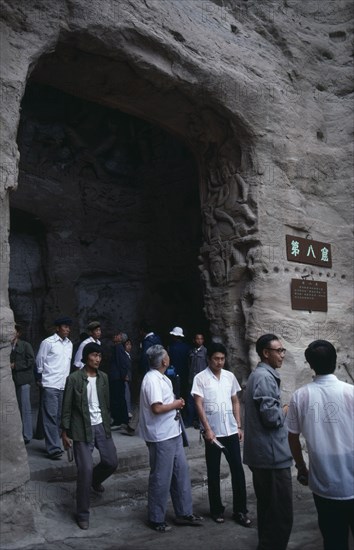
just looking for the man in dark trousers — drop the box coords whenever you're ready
[10,324,35,444]
[61,343,118,530]
[243,333,293,550]
[109,330,133,433]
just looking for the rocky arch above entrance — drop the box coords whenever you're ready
[22,35,259,377]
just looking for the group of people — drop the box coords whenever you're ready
[9,318,354,549]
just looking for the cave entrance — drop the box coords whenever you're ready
[11,79,207,352]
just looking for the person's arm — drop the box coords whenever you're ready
[60,376,74,445]
[231,393,243,441]
[194,394,216,442]
[253,375,285,428]
[36,339,50,374]
[288,432,309,485]
[25,342,35,371]
[151,398,184,415]
[73,341,85,368]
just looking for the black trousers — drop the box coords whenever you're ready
[109,379,128,425]
[313,493,354,550]
[251,467,293,550]
[205,433,247,516]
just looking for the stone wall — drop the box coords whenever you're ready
[0,0,353,541]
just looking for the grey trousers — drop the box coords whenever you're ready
[15,384,33,443]
[74,423,118,521]
[147,434,193,524]
[42,387,63,455]
[251,467,293,550]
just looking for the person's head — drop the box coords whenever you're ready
[87,321,101,340]
[112,330,123,344]
[54,316,72,339]
[146,344,169,370]
[305,340,337,375]
[256,334,286,369]
[82,343,102,370]
[169,326,185,339]
[124,339,132,353]
[207,343,227,374]
[194,333,204,347]
[14,324,22,338]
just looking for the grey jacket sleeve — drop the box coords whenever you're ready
[253,374,285,429]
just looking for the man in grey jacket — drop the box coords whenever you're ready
[243,334,293,550]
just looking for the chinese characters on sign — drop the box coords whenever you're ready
[291,280,328,312]
[286,235,332,267]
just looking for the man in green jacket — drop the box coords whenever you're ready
[61,343,118,530]
[10,324,35,444]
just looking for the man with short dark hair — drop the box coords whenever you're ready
[243,334,293,550]
[74,321,101,369]
[286,340,354,550]
[10,324,35,444]
[192,343,250,526]
[36,316,73,459]
[61,343,118,530]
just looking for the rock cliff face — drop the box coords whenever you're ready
[0,0,353,542]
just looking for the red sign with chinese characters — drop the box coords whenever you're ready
[286,235,332,268]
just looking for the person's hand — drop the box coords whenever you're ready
[202,427,216,443]
[61,431,72,450]
[296,464,309,486]
[10,363,15,370]
[175,398,185,409]
[283,404,289,416]
[238,427,244,441]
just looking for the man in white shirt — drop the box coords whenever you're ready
[61,343,117,530]
[36,316,73,459]
[73,321,101,369]
[192,343,251,527]
[139,344,203,532]
[286,340,354,550]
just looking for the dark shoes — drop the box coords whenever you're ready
[174,514,204,526]
[233,512,251,527]
[47,450,63,460]
[148,521,172,533]
[92,483,105,493]
[77,519,89,530]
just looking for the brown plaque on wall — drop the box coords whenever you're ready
[291,279,328,312]
[286,235,332,267]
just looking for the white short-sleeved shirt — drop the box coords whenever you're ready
[139,369,181,443]
[286,375,354,500]
[191,367,241,437]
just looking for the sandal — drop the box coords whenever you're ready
[211,513,225,524]
[233,512,251,528]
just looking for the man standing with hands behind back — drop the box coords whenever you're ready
[243,333,293,550]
